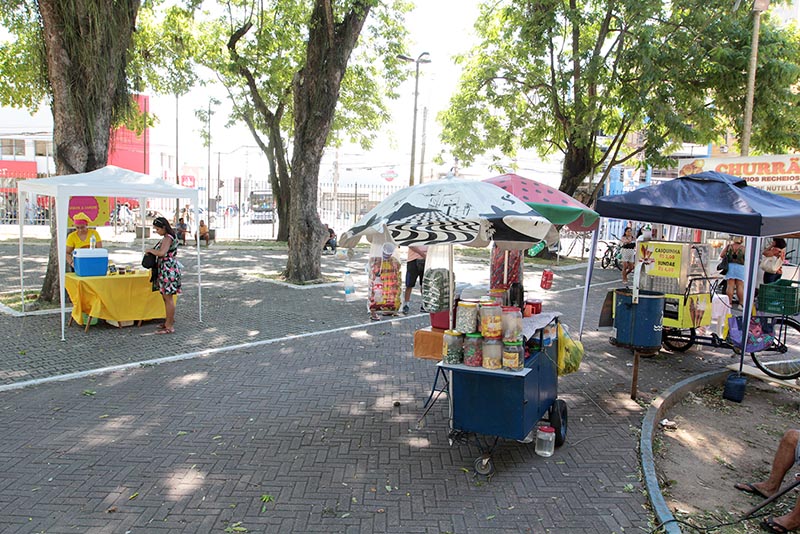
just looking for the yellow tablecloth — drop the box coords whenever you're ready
[65,272,171,326]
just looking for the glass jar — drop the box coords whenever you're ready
[488,288,507,306]
[535,425,556,457]
[542,323,556,347]
[482,338,502,370]
[480,303,503,338]
[442,330,464,364]
[463,333,483,367]
[501,306,523,342]
[455,301,479,334]
[502,341,524,371]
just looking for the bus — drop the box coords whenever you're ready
[249,190,275,223]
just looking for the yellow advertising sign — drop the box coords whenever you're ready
[641,242,683,278]
[678,155,800,197]
[68,196,111,226]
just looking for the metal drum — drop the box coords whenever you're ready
[612,289,665,351]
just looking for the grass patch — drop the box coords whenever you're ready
[0,290,60,312]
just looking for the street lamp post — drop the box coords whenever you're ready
[741,0,770,156]
[398,52,431,187]
[205,98,220,214]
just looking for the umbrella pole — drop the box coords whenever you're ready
[503,249,508,286]
[448,244,454,330]
[578,230,600,341]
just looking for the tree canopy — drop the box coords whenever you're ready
[439,0,800,199]
[191,0,410,244]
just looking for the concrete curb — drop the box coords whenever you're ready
[640,368,731,534]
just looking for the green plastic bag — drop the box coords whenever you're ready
[557,324,584,376]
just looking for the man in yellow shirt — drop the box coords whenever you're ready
[66,212,102,269]
[196,220,211,246]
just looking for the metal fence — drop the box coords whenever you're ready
[0,177,51,226]
[317,181,404,234]
[5,173,799,259]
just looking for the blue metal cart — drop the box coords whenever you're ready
[434,313,568,475]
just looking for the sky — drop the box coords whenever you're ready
[146,0,565,189]
[149,0,485,183]
[0,1,562,188]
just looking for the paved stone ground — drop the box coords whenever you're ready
[0,242,734,533]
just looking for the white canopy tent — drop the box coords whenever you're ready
[17,165,202,340]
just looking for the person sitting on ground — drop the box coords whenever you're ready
[323,226,337,254]
[66,212,103,271]
[735,429,800,533]
[175,217,188,246]
[196,220,211,246]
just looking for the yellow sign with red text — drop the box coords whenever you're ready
[678,155,800,197]
[641,242,683,278]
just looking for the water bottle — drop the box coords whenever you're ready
[343,271,356,302]
[90,235,96,249]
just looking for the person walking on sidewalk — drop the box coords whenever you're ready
[402,245,428,315]
[735,429,800,533]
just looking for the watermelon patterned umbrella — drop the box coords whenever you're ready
[483,174,599,232]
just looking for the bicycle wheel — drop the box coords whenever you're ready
[601,250,612,269]
[662,327,696,352]
[750,317,800,380]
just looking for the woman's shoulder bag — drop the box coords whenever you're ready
[142,252,157,269]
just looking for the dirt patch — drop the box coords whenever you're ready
[655,378,800,532]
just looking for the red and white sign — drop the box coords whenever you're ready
[180,174,196,188]
[678,155,800,197]
[0,160,37,179]
[381,169,398,182]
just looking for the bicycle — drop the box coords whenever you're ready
[661,278,800,380]
[599,235,622,270]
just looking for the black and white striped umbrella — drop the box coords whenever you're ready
[339,174,553,249]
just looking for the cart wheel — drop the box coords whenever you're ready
[474,456,495,476]
[661,327,695,352]
[549,399,568,447]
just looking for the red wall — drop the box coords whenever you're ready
[0,160,37,179]
[108,94,149,174]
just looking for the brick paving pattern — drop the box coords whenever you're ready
[0,243,732,533]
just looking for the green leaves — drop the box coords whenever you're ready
[441,0,800,197]
[260,494,274,513]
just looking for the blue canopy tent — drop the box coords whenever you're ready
[578,171,800,373]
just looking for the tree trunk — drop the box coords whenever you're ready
[285,0,370,282]
[36,0,140,302]
[560,141,593,198]
[269,122,291,242]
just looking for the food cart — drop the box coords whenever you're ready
[436,312,567,476]
[626,240,729,351]
[339,174,576,475]
[638,241,715,329]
